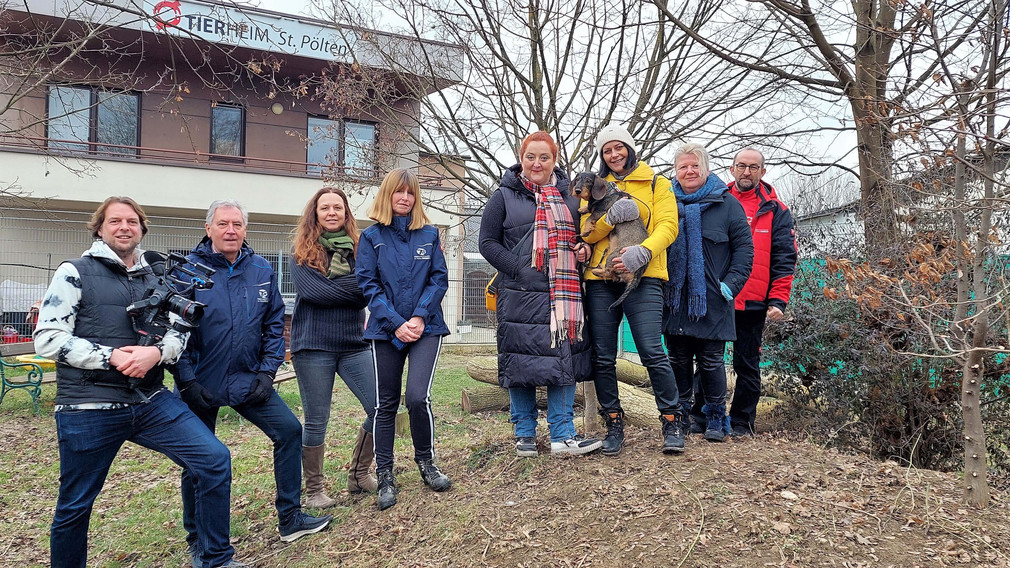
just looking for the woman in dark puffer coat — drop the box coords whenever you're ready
[663,143,753,443]
[479,131,600,458]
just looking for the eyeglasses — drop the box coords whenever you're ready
[734,163,762,172]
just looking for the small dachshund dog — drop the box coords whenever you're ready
[571,172,648,310]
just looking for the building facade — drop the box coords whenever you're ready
[0,0,472,341]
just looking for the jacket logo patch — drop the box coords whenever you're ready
[258,288,269,302]
[414,246,430,260]
[756,229,770,233]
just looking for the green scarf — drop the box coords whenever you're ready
[318,231,355,278]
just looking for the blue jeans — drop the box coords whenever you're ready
[181,389,303,539]
[586,278,680,416]
[509,384,576,442]
[292,348,376,446]
[51,391,233,568]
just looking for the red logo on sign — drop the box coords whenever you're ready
[153,0,182,30]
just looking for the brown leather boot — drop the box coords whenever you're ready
[302,444,335,508]
[347,427,378,493]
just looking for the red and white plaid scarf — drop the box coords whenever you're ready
[523,174,583,345]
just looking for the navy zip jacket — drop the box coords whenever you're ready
[175,237,286,405]
[356,216,450,341]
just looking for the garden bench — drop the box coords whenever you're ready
[0,341,44,415]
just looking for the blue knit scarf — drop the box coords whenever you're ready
[666,173,727,320]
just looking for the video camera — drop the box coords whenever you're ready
[127,251,215,345]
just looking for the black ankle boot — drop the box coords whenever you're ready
[376,470,397,511]
[601,411,625,456]
[661,414,685,454]
[416,458,452,492]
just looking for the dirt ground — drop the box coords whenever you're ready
[298,424,1009,568]
[4,374,1010,567]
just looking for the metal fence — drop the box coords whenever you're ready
[1,202,497,344]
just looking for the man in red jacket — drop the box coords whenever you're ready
[725,148,797,436]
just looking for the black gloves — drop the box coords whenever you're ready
[178,380,221,411]
[243,372,276,406]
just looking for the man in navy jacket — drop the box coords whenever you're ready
[176,200,330,563]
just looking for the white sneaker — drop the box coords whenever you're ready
[550,435,603,456]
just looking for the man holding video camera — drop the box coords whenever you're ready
[175,200,330,553]
[35,196,241,568]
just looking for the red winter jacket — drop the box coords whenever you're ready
[728,180,797,312]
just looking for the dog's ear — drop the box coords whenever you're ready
[591,176,608,201]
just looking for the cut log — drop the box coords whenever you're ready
[460,384,587,413]
[461,386,510,413]
[466,355,650,389]
[615,358,651,388]
[616,382,660,428]
[465,356,499,386]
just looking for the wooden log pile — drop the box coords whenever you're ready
[461,355,659,427]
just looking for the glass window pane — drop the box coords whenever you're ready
[211,105,243,157]
[47,86,90,153]
[97,91,139,156]
[307,117,339,174]
[344,122,376,175]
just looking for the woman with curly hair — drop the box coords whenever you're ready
[290,187,377,507]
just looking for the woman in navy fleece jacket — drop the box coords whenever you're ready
[356,168,451,511]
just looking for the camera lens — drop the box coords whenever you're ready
[166,295,206,323]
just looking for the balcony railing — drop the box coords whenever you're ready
[0,135,453,188]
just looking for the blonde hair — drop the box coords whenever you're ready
[674,142,711,177]
[368,168,430,230]
[292,187,359,273]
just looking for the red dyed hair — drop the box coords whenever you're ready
[518,131,558,160]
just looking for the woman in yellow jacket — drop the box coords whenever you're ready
[581,124,683,456]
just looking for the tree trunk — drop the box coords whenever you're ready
[961,353,989,507]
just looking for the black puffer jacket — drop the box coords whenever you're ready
[478,165,592,388]
[663,192,754,341]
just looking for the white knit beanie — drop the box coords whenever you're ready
[594,124,637,156]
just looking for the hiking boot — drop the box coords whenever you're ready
[187,541,202,568]
[416,458,452,492]
[278,511,332,542]
[689,416,706,434]
[730,424,754,439]
[601,411,625,456]
[515,436,538,457]
[376,470,398,510]
[550,435,603,456]
[220,562,251,568]
[660,415,685,454]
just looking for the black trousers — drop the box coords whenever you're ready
[688,309,767,429]
[729,309,766,430]
[370,336,443,472]
[666,335,728,414]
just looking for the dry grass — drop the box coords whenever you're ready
[2,349,1009,567]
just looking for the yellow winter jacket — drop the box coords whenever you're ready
[581,161,679,281]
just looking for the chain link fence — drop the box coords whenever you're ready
[1,202,496,344]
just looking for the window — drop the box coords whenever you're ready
[306,117,377,176]
[210,103,245,160]
[47,86,140,156]
[344,121,377,175]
